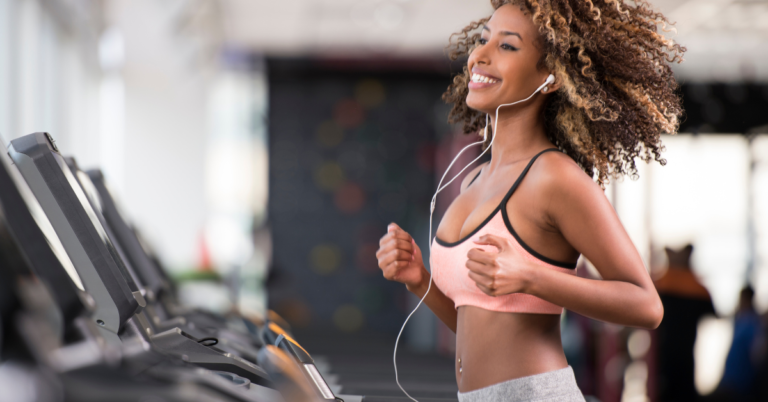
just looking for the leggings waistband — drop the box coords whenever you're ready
[457,366,585,402]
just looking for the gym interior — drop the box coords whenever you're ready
[1,0,767,401]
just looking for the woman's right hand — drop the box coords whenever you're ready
[376,223,427,291]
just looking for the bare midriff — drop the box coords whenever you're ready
[455,305,568,392]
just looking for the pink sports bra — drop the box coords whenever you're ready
[430,148,578,314]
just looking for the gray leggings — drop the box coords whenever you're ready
[457,366,586,402]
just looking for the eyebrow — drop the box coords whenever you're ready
[482,25,523,41]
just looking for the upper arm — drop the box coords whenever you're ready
[459,162,488,194]
[540,155,654,289]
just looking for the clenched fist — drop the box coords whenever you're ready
[376,223,428,291]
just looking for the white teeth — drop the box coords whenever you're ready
[471,73,498,84]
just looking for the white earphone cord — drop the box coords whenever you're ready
[392,75,554,402]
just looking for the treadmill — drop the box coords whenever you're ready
[7,132,341,401]
[7,133,276,388]
[0,143,286,402]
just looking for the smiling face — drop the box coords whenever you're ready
[466,4,550,114]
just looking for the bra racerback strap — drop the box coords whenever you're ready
[500,148,560,203]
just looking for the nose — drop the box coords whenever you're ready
[468,38,491,67]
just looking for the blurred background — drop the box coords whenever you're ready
[1,0,767,400]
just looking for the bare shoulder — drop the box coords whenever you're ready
[459,161,489,193]
[528,150,602,199]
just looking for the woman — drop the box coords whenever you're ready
[376,0,684,401]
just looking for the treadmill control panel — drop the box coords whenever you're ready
[44,132,59,153]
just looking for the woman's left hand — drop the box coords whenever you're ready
[466,234,532,297]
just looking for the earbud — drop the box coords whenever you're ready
[542,74,555,93]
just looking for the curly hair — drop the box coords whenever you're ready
[441,0,685,186]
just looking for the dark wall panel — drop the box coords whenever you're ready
[679,83,768,134]
[267,58,456,334]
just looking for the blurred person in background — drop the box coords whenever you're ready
[707,286,764,402]
[376,0,684,401]
[757,307,768,400]
[654,244,715,402]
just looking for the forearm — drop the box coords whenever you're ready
[407,268,458,333]
[526,266,663,329]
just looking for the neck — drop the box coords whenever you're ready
[486,103,552,172]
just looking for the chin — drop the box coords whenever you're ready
[465,94,492,114]
[465,100,494,115]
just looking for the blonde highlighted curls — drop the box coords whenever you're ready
[441,0,685,186]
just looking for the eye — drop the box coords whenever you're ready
[477,38,488,45]
[501,43,518,51]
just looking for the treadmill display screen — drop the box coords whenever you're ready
[0,150,85,291]
[58,156,140,293]
[76,170,104,216]
[59,156,113,247]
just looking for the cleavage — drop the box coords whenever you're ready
[444,190,504,241]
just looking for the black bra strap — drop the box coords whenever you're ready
[500,148,560,204]
[436,148,569,259]
[467,168,483,188]
[499,147,577,269]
